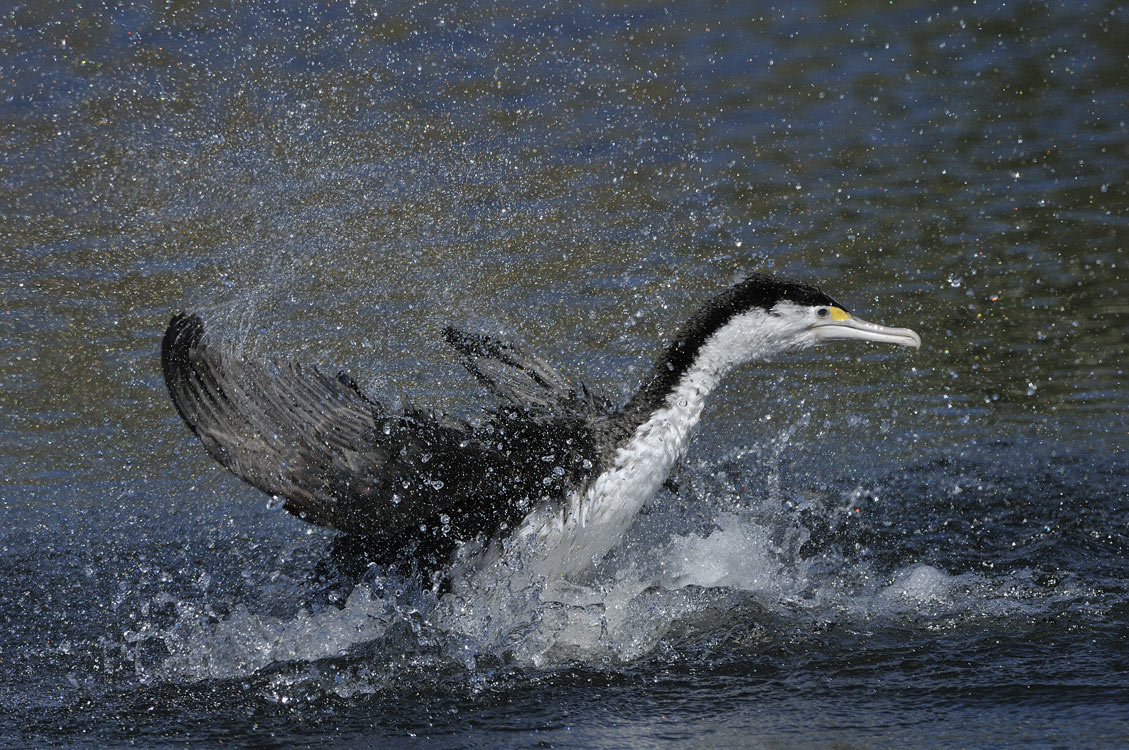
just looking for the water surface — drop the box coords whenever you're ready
[2,1,1127,747]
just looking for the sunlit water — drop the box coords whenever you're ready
[2,1,1127,747]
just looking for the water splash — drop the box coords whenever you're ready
[135,423,1091,687]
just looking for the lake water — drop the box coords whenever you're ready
[2,1,1127,747]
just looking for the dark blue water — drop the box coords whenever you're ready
[2,1,1127,747]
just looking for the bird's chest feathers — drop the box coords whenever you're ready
[575,376,711,531]
[599,401,693,496]
[514,341,732,575]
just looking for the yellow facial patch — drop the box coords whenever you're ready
[829,306,851,321]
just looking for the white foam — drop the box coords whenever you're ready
[658,512,797,593]
[880,563,957,604]
[154,585,397,681]
[145,431,1070,683]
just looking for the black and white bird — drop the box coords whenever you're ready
[161,273,920,581]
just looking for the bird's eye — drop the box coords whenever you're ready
[816,307,830,318]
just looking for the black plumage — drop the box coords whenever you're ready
[161,313,603,569]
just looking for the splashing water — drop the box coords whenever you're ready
[130,418,1072,689]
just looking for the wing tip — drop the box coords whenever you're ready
[162,312,205,364]
[161,311,211,429]
[442,325,480,356]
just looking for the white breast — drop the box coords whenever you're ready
[458,307,804,585]
[519,308,803,579]
[522,376,710,577]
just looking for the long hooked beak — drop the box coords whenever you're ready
[810,308,922,349]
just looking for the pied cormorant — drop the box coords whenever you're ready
[161,273,920,580]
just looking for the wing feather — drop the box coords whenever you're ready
[162,314,605,570]
[443,327,609,419]
[161,314,474,542]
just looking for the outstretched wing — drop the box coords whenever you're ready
[443,327,610,419]
[161,313,481,542]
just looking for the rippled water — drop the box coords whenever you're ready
[2,1,1127,747]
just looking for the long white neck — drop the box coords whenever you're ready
[514,308,802,579]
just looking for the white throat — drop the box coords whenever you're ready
[508,308,806,579]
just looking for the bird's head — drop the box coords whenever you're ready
[731,273,921,351]
[662,273,921,384]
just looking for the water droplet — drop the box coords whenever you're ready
[266,495,285,510]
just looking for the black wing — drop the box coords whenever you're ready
[161,313,495,545]
[443,327,610,420]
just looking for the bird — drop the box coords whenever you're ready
[161,273,920,584]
